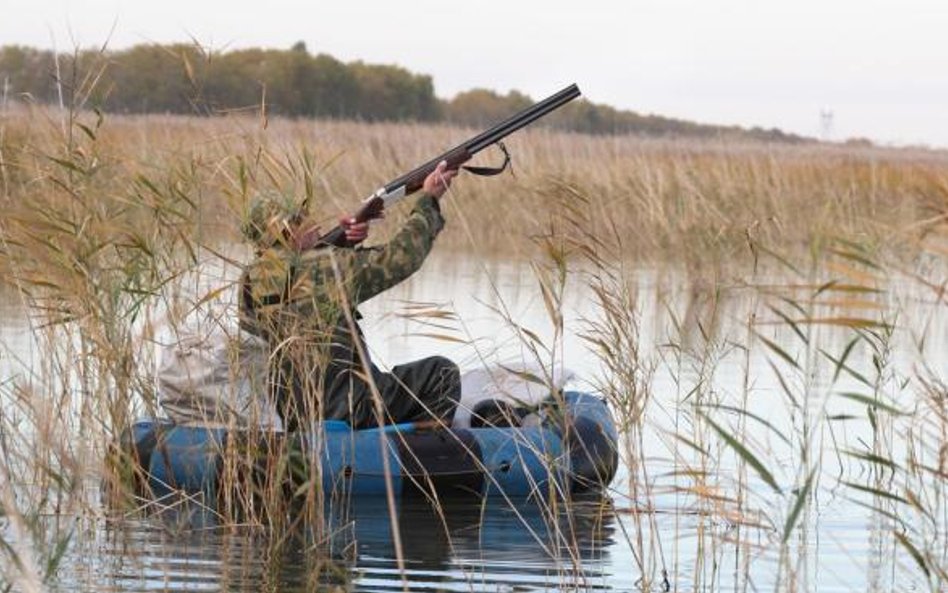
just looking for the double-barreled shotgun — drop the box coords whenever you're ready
[318,83,582,248]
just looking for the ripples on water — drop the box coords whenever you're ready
[56,497,630,592]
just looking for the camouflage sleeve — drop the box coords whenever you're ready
[349,193,444,303]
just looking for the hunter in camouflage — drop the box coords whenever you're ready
[240,162,461,430]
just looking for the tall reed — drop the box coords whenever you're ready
[0,89,945,591]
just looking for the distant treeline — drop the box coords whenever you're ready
[0,42,806,142]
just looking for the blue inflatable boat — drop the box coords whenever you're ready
[120,391,618,502]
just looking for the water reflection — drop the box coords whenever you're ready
[66,496,624,592]
[330,496,619,592]
[71,515,283,592]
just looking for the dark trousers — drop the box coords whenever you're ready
[276,354,461,431]
[363,355,462,429]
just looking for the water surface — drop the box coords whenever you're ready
[1,250,945,592]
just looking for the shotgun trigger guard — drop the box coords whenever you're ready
[462,142,511,177]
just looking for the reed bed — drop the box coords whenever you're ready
[3,103,945,262]
[0,97,945,592]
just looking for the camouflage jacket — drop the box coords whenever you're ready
[239,194,444,424]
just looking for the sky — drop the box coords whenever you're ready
[4,0,948,147]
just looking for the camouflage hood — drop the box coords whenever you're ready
[242,191,307,246]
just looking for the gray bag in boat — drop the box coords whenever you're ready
[454,363,575,428]
[156,324,283,431]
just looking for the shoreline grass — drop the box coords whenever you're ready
[2,104,945,266]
